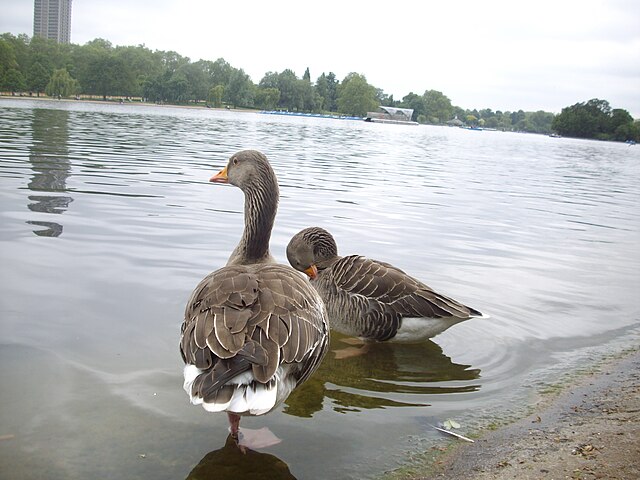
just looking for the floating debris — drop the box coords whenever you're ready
[430,424,474,443]
[572,444,597,457]
[443,419,460,430]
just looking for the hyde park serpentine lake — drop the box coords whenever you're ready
[0,98,638,479]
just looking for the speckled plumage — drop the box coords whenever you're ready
[180,151,329,424]
[287,226,484,342]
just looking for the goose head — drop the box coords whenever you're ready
[287,227,339,279]
[210,150,277,194]
[209,150,279,266]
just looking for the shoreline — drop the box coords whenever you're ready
[0,94,259,113]
[391,348,639,479]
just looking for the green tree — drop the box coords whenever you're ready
[314,73,329,111]
[400,92,425,122]
[72,38,137,99]
[275,69,298,110]
[225,68,254,107]
[314,72,339,112]
[627,121,640,142]
[465,114,478,126]
[208,84,224,107]
[166,70,190,102]
[140,49,190,102]
[610,108,633,132]
[45,68,78,97]
[258,69,317,111]
[422,90,453,124]
[612,122,638,142]
[496,111,514,130]
[114,44,163,97]
[4,68,26,92]
[27,61,50,96]
[178,61,209,102]
[254,87,280,110]
[324,72,339,112]
[551,98,638,141]
[552,99,612,139]
[206,58,233,94]
[0,33,29,79]
[584,99,614,137]
[296,77,316,111]
[314,72,340,112]
[610,109,636,141]
[337,72,378,117]
[376,88,394,106]
[28,36,62,76]
[259,71,279,91]
[525,110,555,134]
[0,36,21,90]
[0,36,18,68]
[510,110,526,130]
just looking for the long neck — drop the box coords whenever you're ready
[230,175,279,265]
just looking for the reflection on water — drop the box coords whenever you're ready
[284,334,480,416]
[186,435,296,480]
[26,220,64,237]
[27,108,73,236]
[0,99,639,480]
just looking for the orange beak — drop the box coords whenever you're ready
[209,166,228,183]
[304,264,318,280]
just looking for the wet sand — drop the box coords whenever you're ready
[424,349,640,479]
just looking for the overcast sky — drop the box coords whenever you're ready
[2,0,639,116]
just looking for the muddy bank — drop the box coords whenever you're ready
[423,350,640,479]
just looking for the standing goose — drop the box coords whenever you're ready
[286,227,485,343]
[181,151,329,443]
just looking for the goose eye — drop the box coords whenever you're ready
[232,158,238,165]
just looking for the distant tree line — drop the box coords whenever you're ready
[1,33,638,140]
[552,98,638,142]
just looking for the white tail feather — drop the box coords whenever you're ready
[183,364,204,405]
[183,364,279,415]
[245,383,278,415]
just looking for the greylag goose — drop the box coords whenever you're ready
[180,151,329,443]
[286,227,485,342]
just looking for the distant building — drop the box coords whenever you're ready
[33,0,72,44]
[364,106,418,125]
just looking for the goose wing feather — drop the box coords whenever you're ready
[181,263,328,401]
[331,255,479,320]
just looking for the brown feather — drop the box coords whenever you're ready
[181,263,328,406]
[181,151,329,418]
[286,226,484,342]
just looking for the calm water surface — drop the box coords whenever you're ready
[1,99,639,479]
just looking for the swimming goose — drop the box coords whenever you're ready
[180,151,329,442]
[286,227,484,343]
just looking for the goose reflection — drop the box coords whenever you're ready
[186,435,296,480]
[27,108,73,237]
[284,334,480,417]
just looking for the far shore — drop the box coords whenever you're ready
[0,93,259,113]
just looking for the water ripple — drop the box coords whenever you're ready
[1,99,639,480]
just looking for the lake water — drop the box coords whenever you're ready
[1,98,639,480]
